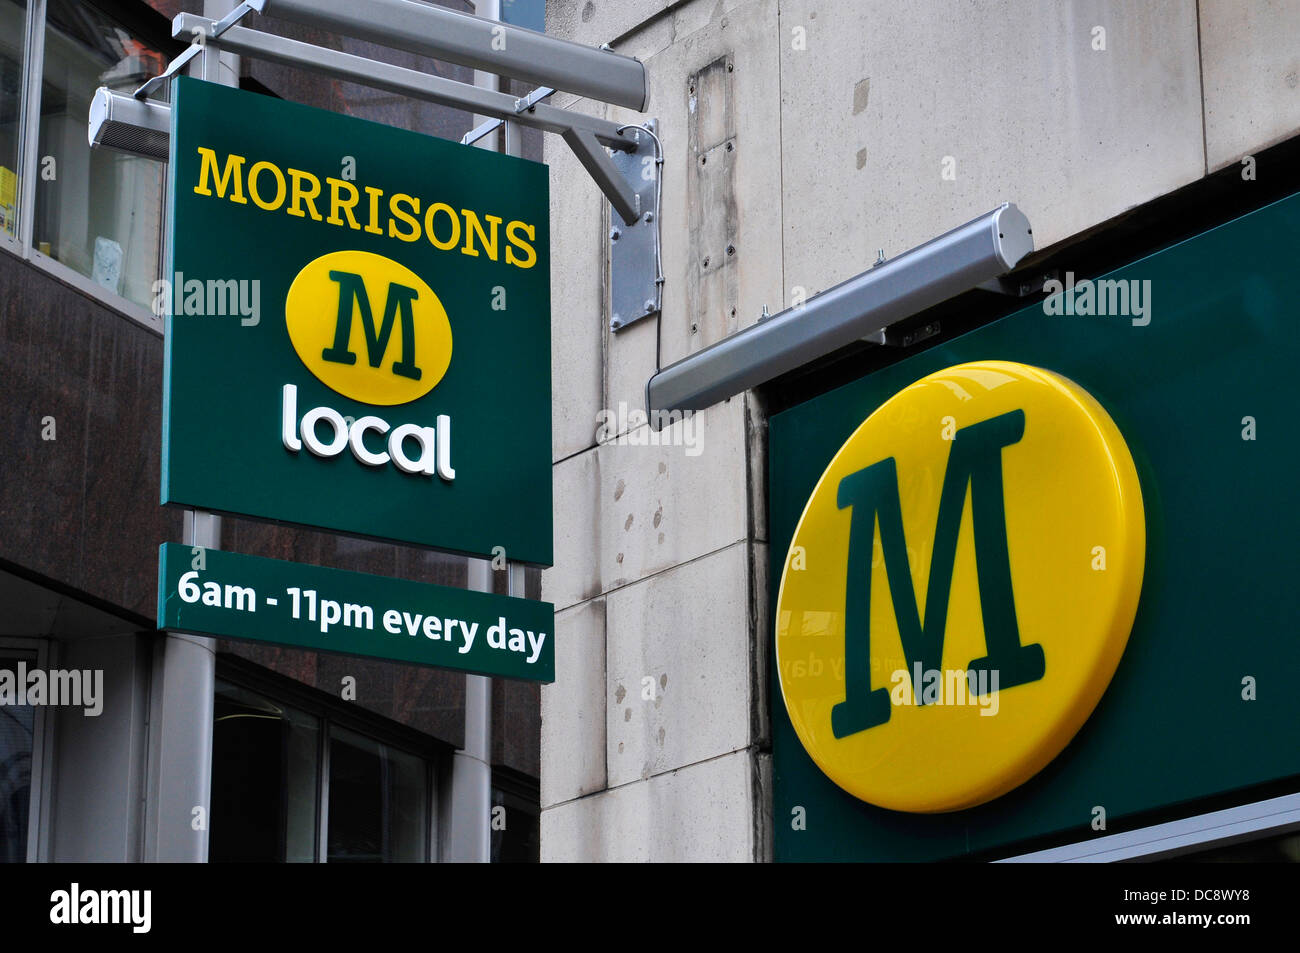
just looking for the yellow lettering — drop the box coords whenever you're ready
[287,168,324,220]
[326,177,361,229]
[424,203,460,251]
[193,147,247,204]
[248,160,287,211]
[363,186,384,235]
[461,210,502,260]
[505,219,537,269]
[388,192,421,242]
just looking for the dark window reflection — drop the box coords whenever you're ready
[327,725,426,862]
[0,656,34,864]
[211,680,319,863]
[490,778,539,863]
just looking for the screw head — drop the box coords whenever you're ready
[610,228,621,241]
[644,212,654,223]
[643,300,655,313]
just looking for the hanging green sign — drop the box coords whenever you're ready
[159,544,554,681]
[161,77,552,565]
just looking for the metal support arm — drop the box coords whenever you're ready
[260,0,648,112]
[645,204,1034,419]
[135,0,265,99]
[171,14,651,221]
[173,16,635,149]
[121,9,666,320]
[562,128,641,226]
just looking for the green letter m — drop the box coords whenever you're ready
[320,270,422,380]
[831,409,1045,739]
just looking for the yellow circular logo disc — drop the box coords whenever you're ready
[776,361,1145,812]
[285,249,452,406]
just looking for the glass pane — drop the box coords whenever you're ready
[211,680,320,863]
[0,0,25,240]
[490,785,539,863]
[0,655,35,864]
[327,725,427,863]
[35,0,167,307]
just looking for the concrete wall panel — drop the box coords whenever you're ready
[541,598,608,808]
[1200,0,1300,171]
[778,0,1204,299]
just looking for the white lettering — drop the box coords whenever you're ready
[279,387,454,481]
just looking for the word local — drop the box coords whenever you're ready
[281,383,455,480]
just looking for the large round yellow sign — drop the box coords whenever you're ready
[776,361,1145,812]
[285,249,452,406]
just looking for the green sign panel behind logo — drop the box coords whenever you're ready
[162,78,552,565]
[159,544,554,682]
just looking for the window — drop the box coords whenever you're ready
[327,725,428,863]
[35,0,168,308]
[0,1,25,243]
[211,673,441,863]
[210,680,319,863]
[0,0,176,320]
[0,641,44,864]
[490,769,540,863]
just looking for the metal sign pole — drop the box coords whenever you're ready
[142,8,239,863]
[446,557,494,863]
[444,0,509,863]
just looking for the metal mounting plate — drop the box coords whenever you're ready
[610,121,661,333]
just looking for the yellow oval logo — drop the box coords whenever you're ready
[285,250,451,405]
[776,361,1145,812]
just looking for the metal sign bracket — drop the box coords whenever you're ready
[115,2,669,333]
[608,121,662,332]
[134,0,266,99]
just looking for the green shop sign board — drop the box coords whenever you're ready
[769,189,1300,861]
[159,544,554,682]
[162,77,552,565]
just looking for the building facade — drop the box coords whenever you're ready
[3,0,1298,867]
[1,0,542,863]
[540,0,1300,861]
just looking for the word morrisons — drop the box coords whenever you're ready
[192,147,539,270]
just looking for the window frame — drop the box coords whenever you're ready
[0,636,52,864]
[490,763,540,863]
[214,654,449,863]
[4,0,181,333]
